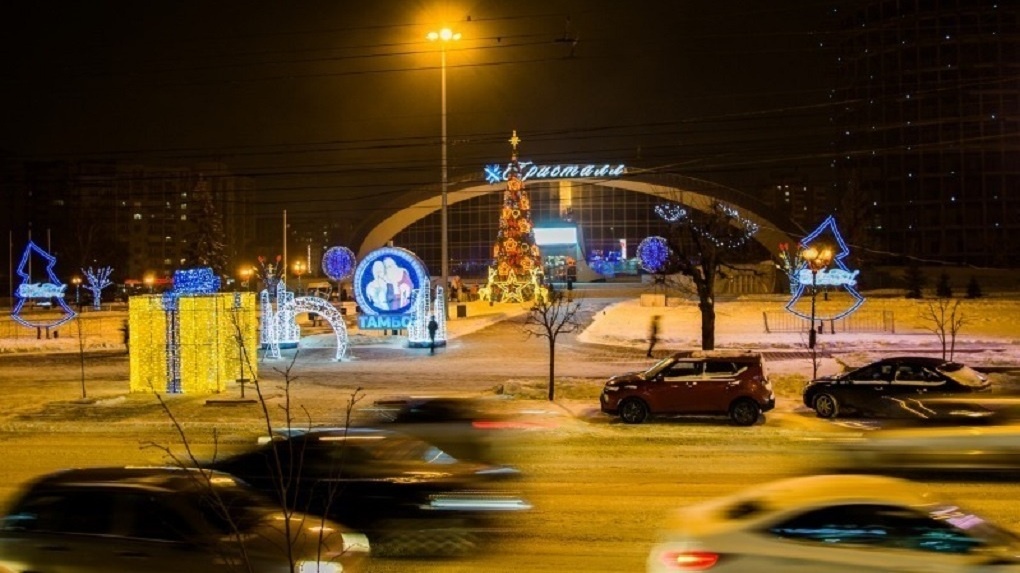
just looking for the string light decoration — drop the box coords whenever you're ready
[260,289,280,359]
[776,243,804,295]
[273,280,299,349]
[784,215,865,321]
[12,241,76,328]
[322,246,356,282]
[637,236,672,273]
[654,204,687,223]
[129,292,258,394]
[82,266,113,310]
[173,267,221,294]
[407,286,448,348]
[485,131,541,303]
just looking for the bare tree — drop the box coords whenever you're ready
[919,298,967,360]
[658,201,759,350]
[144,309,364,571]
[523,290,583,401]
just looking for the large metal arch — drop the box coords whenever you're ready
[356,172,803,261]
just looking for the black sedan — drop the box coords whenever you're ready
[803,356,991,419]
[204,427,530,557]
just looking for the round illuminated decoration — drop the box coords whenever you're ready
[322,246,356,282]
[353,247,430,316]
[508,178,522,191]
[638,236,672,273]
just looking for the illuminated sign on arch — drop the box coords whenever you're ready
[484,161,626,185]
[353,246,431,330]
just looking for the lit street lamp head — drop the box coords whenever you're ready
[801,245,834,272]
[427,28,461,42]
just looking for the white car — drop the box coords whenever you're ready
[836,422,1020,474]
[647,474,1020,572]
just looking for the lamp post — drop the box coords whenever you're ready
[71,276,81,307]
[293,260,307,294]
[240,267,252,292]
[801,245,834,351]
[428,26,460,318]
[144,274,154,294]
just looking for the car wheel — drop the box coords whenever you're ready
[813,393,840,419]
[619,398,649,424]
[729,399,760,426]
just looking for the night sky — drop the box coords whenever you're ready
[1,1,834,221]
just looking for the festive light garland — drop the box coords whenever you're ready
[322,246,356,282]
[82,266,113,310]
[12,241,76,328]
[637,236,671,273]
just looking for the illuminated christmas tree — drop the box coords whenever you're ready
[488,131,541,302]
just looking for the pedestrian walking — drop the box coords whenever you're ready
[647,315,661,358]
[428,315,439,355]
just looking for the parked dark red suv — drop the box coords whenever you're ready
[600,350,774,426]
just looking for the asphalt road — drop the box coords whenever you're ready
[1,308,1019,572]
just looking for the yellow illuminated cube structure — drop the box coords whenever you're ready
[129,293,258,394]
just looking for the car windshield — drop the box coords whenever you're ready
[369,436,458,465]
[644,357,677,379]
[924,504,1020,548]
[937,364,989,388]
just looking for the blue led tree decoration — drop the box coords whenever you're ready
[322,246,356,282]
[82,266,113,310]
[637,236,671,273]
[784,215,865,321]
[12,241,77,328]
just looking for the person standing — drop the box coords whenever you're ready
[428,315,439,355]
[647,315,661,358]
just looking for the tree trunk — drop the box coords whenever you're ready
[699,300,716,350]
[548,339,556,401]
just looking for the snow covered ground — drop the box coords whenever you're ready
[2,292,1019,368]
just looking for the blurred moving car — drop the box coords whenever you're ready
[829,421,1020,475]
[803,356,991,419]
[368,396,505,465]
[647,474,1020,572]
[600,350,774,426]
[206,427,531,557]
[0,466,370,573]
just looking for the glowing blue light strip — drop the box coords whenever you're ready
[484,161,626,185]
[784,215,866,321]
[12,241,77,329]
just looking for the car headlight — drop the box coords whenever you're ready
[603,385,620,392]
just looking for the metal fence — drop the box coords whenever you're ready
[0,313,123,341]
[763,310,895,334]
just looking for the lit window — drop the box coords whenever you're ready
[181,214,187,220]
[181,203,187,209]
[133,213,142,220]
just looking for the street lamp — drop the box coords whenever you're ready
[428,26,460,317]
[293,260,307,294]
[240,267,252,292]
[143,274,154,294]
[71,276,81,306]
[800,245,834,350]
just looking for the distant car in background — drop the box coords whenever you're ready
[206,427,530,557]
[803,356,991,419]
[647,473,1020,573]
[0,466,370,573]
[600,350,774,426]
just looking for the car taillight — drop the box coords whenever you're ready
[658,550,720,570]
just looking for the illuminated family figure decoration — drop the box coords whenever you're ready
[352,246,446,349]
[11,241,76,328]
